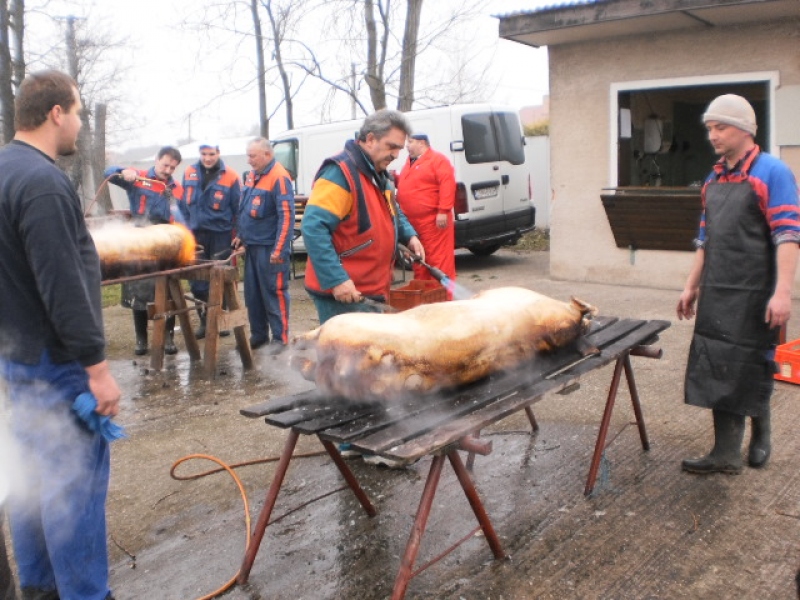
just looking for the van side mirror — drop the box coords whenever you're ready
[450,141,464,152]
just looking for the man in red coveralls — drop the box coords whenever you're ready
[395,134,457,290]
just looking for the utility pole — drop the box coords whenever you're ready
[351,63,357,120]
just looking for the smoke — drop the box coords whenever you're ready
[0,389,20,509]
[0,382,103,549]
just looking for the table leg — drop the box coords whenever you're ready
[203,267,224,376]
[524,405,540,433]
[320,440,377,517]
[149,276,167,370]
[584,353,626,496]
[238,429,300,584]
[391,454,445,600]
[623,353,650,451]
[465,429,479,471]
[448,450,505,560]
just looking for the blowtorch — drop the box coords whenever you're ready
[397,243,447,283]
[397,243,476,300]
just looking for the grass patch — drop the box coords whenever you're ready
[102,284,121,308]
[514,228,550,252]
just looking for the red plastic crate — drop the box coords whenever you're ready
[774,339,800,384]
[388,279,447,311]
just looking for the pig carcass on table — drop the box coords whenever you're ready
[292,286,597,401]
[89,222,197,280]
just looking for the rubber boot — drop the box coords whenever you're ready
[748,410,771,468]
[165,316,178,355]
[133,309,148,356]
[681,409,745,475]
[21,587,59,600]
[195,309,206,340]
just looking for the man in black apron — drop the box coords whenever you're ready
[677,94,800,474]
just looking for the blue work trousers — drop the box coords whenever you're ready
[244,245,290,345]
[191,229,233,302]
[1,351,111,600]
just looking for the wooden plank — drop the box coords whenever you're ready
[240,389,324,418]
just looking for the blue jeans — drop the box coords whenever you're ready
[1,351,111,600]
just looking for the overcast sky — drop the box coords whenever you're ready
[30,0,553,151]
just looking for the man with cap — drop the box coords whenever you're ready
[395,133,457,293]
[677,94,800,474]
[180,143,241,339]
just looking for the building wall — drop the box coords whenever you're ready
[548,20,800,289]
[525,135,551,229]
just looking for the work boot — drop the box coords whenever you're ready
[682,409,745,475]
[164,332,178,355]
[748,410,771,468]
[165,316,178,355]
[21,587,59,600]
[133,309,148,356]
[195,309,206,340]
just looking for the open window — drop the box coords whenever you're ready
[603,79,771,252]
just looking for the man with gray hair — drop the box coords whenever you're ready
[302,109,425,323]
[234,138,294,353]
[677,94,800,474]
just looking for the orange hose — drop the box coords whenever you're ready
[169,450,326,600]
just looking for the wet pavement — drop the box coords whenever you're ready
[21,248,800,599]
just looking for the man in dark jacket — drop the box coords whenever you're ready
[180,143,241,338]
[234,138,294,353]
[0,69,121,600]
[105,147,184,355]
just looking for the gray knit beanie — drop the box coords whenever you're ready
[702,94,757,136]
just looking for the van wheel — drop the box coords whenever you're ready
[468,244,501,257]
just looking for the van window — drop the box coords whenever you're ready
[272,139,299,181]
[462,112,525,166]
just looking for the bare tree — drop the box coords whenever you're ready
[291,0,488,115]
[0,0,24,142]
[397,0,422,111]
[250,0,269,137]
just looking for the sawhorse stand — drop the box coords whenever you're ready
[148,263,253,376]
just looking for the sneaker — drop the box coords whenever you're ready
[362,453,409,469]
[338,443,361,458]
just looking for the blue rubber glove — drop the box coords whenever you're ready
[72,392,127,442]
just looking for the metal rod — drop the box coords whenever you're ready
[448,449,506,559]
[458,436,492,456]
[585,353,626,496]
[321,440,377,517]
[623,353,650,451]
[524,405,540,433]
[238,429,300,584]
[630,345,662,359]
[391,454,445,600]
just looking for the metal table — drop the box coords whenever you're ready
[238,316,670,599]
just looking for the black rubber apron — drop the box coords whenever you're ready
[684,177,777,417]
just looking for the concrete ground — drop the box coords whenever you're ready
[5,247,800,599]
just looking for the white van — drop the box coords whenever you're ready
[272,104,535,256]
